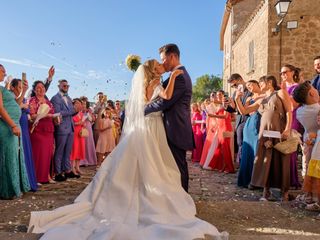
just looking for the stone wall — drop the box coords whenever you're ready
[222,13,233,92]
[231,1,269,82]
[268,0,320,81]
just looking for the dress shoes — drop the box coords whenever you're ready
[65,171,80,179]
[55,174,66,182]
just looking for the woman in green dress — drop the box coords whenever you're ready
[0,64,30,199]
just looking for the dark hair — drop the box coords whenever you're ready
[227,73,243,83]
[217,89,225,94]
[32,80,45,92]
[80,96,90,109]
[283,64,300,83]
[292,81,312,104]
[159,43,180,58]
[97,92,103,95]
[247,79,259,85]
[58,79,68,84]
[266,75,280,90]
[259,75,267,82]
[10,78,21,88]
[72,98,82,105]
[107,100,115,109]
[0,64,3,68]
[314,56,320,61]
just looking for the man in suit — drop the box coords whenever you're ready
[311,56,320,93]
[224,73,252,165]
[145,43,194,192]
[51,80,79,181]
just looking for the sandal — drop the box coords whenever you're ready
[305,202,320,212]
[296,194,314,204]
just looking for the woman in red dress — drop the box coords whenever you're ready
[70,98,85,176]
[207,90,235,173]
[29,81,55,184]
[191,103,203,162]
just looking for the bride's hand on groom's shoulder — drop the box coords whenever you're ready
[172,69,184,77]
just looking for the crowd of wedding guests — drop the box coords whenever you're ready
[0,64,123,200]
[190,56,320,217]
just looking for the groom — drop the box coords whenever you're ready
[145,43,194,192]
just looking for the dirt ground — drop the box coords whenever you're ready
[0,163,320,238]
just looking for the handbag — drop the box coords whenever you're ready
[79,127,89,138]
[273,130,301,155]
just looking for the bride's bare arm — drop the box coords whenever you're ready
[159,69,184,100]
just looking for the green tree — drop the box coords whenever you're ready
[192,74,223,102]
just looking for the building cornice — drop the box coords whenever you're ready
[220,0,246,50]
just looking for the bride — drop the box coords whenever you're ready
[28,60,228,240]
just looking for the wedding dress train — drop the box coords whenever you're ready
[28,68,228,239]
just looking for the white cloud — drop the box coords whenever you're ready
[0,57,49,70]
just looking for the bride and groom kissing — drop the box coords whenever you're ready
[28,44,228,240]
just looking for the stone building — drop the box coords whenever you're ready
[220,0,320,93]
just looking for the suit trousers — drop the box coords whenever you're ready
[168,140,189,192]
[236,121,246,164]
[54,132,74,174]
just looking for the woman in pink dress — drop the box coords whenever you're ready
[207,90,235,173]
[200,94,219,169]
[191,103,203,162]
[29,81,55,184]
[96,107,115,167]
[70,98,85,176]
[80,97,97,166]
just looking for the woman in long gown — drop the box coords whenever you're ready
[80,97,97,166]
[28,60,227,240]
[29,81,55,184]
[0,65,30,199]
[200,94,218,169]
[235,79,263,188]
[207,90,234,173]
[280,64,302,189]
[191,103,203,162]
[10,79,38,191]
[247,76,292,201]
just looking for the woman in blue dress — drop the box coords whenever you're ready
[10,78,38,191]
[0,65,30,199]
[235,79,263,188]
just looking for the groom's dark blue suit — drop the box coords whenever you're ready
[145,66,194,192]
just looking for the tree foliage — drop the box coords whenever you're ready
[192,74,223,102]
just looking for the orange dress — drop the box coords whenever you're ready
[70,112,85,160]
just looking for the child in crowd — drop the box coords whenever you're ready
[96,107,115,168]
[293,81,320,207]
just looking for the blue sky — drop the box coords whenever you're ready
[0,0,225,101]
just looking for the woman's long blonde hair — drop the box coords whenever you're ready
[143,59,159,102]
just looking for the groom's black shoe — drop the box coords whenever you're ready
[55,174,66,182]
[65,171,80,179]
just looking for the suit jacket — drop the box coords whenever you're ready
[226,88,252,129]
[145,66,194,150]
[51,93,75,135]
[311,74,320,93]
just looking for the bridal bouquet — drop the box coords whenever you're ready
[125,54,141,72]
[30,103,50,133]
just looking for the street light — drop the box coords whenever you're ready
[275,0,292,17]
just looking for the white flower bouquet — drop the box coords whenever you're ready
[30,103,50,133]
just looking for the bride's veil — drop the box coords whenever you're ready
[121,65,146,136]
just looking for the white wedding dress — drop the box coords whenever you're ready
[28,66,228,240]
